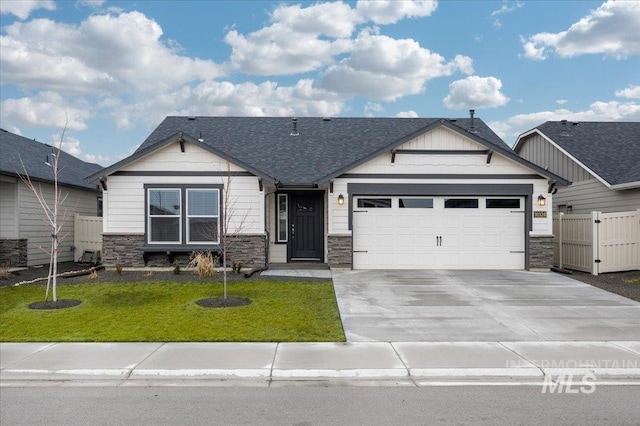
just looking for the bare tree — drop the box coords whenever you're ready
[219,158,251,299]
[17,124,70,302]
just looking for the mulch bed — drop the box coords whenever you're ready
[28,299,82,310]
[196,297,252,308]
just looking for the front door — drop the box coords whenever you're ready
[289,192,324,261]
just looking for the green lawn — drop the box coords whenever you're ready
[0,281,345,342]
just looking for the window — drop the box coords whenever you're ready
[97,197,103,217]
[277,194,288,242]
[445,198,478,209]
[187,189,219,244]
[399,198,433,208]
[357,198,391,208]
[146,186,221,245]
[486,199,520,209]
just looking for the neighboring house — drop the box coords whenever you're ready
[514,121,640,214]
[0,129,103,267]
[88,115,568,271]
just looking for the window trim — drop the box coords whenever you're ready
[186,188,220,245]
[147,188,182,245]
[144,184,223,247]
[276,193,288,243]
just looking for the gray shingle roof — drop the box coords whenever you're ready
[535,121,640,186]
[0,128,103,191]
[134,116,515,185]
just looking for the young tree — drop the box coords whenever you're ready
[17,124,70,302]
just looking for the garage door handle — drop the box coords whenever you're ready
[510,250,525,253]
[353,250,368,253]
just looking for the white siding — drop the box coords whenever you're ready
[555,180,640,214]
[330,126,554,236]
[17,181,99,266]
[0,179,18,238]
[104,140,264,236]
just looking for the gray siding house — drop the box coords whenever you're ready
[0,129,103,266]
[514,121,640,214]
[89,115,568,271]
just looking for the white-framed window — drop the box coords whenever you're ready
[277,193,288,242]
[187,189,220,244]
[148,188,182,244]
[146,186,221,245]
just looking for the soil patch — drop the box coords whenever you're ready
[196,296,252,308]
[28,299,82,310]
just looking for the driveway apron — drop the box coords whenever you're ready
[331,270,640,342]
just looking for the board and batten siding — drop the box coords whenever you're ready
[0,178,19,239]
[555,180,640,214]
[17,181,99,266]
[103,140,264,235]
[516,133,592,183]
[328,125,553,236]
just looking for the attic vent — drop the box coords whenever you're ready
[187,116,196,121]
[468,109,477,133]
[290,118,299,136]
[322,117,331,122]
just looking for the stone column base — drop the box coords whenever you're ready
[328,235,352,269]
[529,235,554,271]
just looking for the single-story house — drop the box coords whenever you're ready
[514,121,640,214]
[0,129,103,267]
[88,114,568,271]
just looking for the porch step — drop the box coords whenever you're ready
[269,263,329,270]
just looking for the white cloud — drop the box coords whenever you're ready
[556,99,568,105]
[51,133,111,164]
[395,110,419,118]
[490,1,523,29]
[322,30,473,101]
[364,102,384,117]
[271,2,360,38]
[520,0,640,60]
[0,92,93,131]
[0,11,224,94]
[0,0,55,20]
[77,0,107,8]
[615,85,640,99]
[489,100,640,141]
[110,79,345,129]
[356,0,438,25]
[443,76,509,109]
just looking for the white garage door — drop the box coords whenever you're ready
[353,196,525,270]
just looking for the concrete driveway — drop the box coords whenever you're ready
[331,270,640,342]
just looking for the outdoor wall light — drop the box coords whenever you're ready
[537,195,546,207]
[337,193,345,205]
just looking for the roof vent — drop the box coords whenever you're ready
[322,117,331,122]
[187,116,196,121]
[290,118,299,136]
[469,109,477,133]
[560,119,567,125]
[560,119,570,136]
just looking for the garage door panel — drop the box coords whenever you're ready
[353,196,525,270]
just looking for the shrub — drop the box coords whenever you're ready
[188,251,218,278]
[115,264,123,275]
[0,263,9,280]
[173,261,181,275]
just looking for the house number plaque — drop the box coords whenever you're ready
[534,211,547,218]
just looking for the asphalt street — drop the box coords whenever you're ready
[2,386,639,425]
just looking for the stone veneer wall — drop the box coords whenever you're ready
[0,239,28,267]
[225,235,266,269]
[327,235,352,269]
[102,234,146,267]
[103,233,266,268]
[529,236,554,270]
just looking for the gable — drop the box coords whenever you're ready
[345,125,549,178]
[516,132,593,183]
[118,140,248,174]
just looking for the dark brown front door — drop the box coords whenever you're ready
[289,192,324,261]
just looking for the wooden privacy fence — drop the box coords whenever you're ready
[73,214,103,262]
[553,210,640,275]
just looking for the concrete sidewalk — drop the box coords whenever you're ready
[2,341,640,386]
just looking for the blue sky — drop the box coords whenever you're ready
[1,0,638,166]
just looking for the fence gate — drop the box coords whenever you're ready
[74,214,103,262]
[553,210,640,275]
